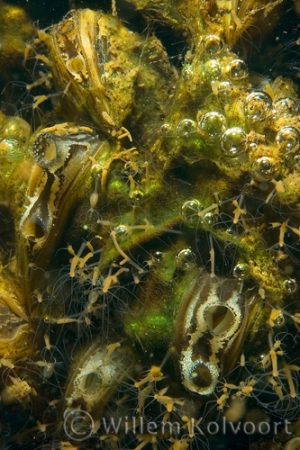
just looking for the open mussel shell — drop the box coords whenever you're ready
[63,340,139,436]
[38,9,176,138]
[20,123,107,261]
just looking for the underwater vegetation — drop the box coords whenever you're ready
[1,0,300,448]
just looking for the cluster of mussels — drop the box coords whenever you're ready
[1,0,300,449]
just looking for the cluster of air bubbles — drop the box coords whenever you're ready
[226,59,248,81]
[198,112,226,141]
[181,199,218,229]
[221,127,246,157]
[160,118,199,138]
[176,248,196,269]
[245,92,272,122]
[252,156,277,181]
[275,126,300,154]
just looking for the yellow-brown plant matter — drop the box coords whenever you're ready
[0,0,300,449]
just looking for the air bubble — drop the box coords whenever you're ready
[233,263,249,280]
[91,164,101,178]
[177,119,197,138]
[283,279,297,294]
[285,437,300,450]
[2,117,31,142]
[226,59,248,81]
[221,128,246,156]
[160,123,174,137]
[181,199,202,225]
[176,248,196,270]
[252,156,277,181]
[152,251,164,264]
[198,112,227,141]
[0,139,20,158]
[213,81,233,100]
[203,35,223,54]
[226,228,234,235]
[202,212,218,225]
[273,313,285,327]
[276,126,300,153]
[273,98,299,117]
[245,92,272,122]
